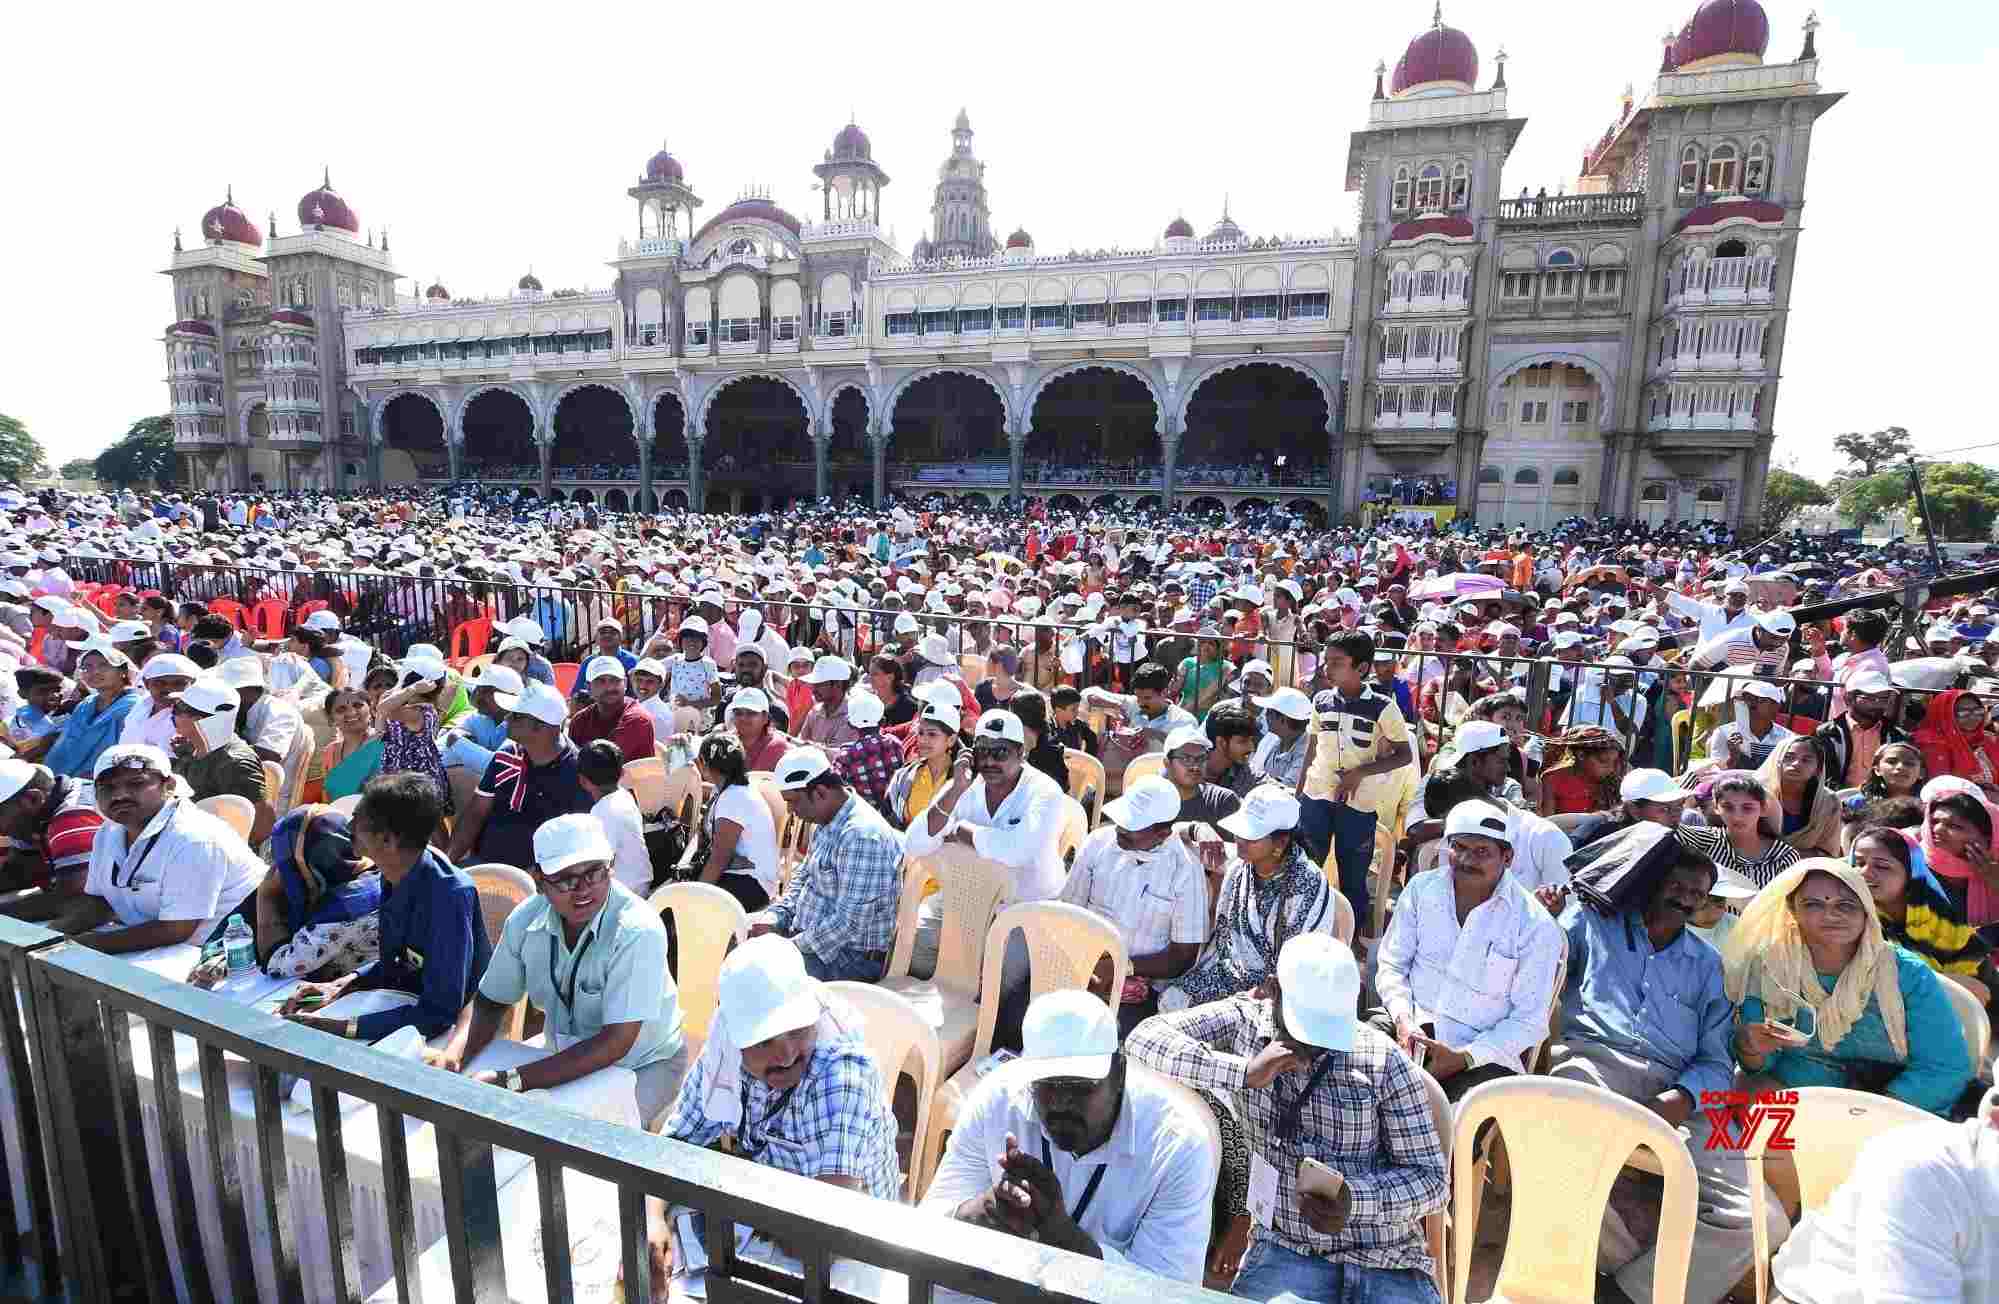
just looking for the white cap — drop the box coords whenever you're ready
[1444,800,1513,846]
[787,645,817,668]
[1753,609,1797,637]
[804,655,853,685]
[1846,669,1894,695]
[583,655,628,684]
[1485,621,1521,638]
[846,689,885,728]
[474,664,525,697]
[893,612,920,634]
[677,615,710,640]
[1015,989,1118,1082]
[1552,630,1585,649]
[774,748,836,791]
[216,656,265,689]
[503,617,547,645]
[1723,578,1751,594]
[1236,659,1275,686]
[106,620,153,643]
[1275,934,1359,1053]
[1163,723,1210,755]
[918,698,962,733]
[1738,679,1785,703]
[916,633,954,666]
[1251,687,1314,721]
[533,813,614,875]
[141,653,199,682]
[1102,776,1182,831]
[70,639,132,670]
[1219,785,1303,840]
[728,687,772,715]
[1621,769,1694,803]
[1453,720,1509,755]
[716,935,821,1050]
[632,658,668,680]
[974,711,1026,746]
[93,743,173,782]
[302,610,342,632]
[400,651,449,684]
[0,759,43,805]
[1709,865,1761,899]
[495,679,570,727]
[595,616,624,633]
[172,677,239,716]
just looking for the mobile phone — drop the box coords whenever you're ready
[1298,1158,1345,1201]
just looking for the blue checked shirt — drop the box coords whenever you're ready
[765,793,905,963]
[1126,993,1447,1270]
[1187,576,1218,614]
[662,1010,902,1200]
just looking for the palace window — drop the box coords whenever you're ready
[1415,165,1444,211]
[884,312,918,336]
[1153,298,1185,323]
[1239,295,1279,321]
[1410,326,1433,359]
[1514,468,1540,485]
[1114,300,1150,326]
[1553,466,1581,487]
[821,310,850,337]
[1416,270,1439,297]
[1449,162,1470,209]
[1562,400,1591,424]
[1031,305,1069,330]
[960,308,993,332]
[1744,141,1768,193]
[1680,144,1702,194]
[1520,400,1550,423]
[997,305,1027,330]
[772,316,799,341]
[1544,270,1577,298]
[1392,166,1412,212]
[1071,302,1108,327]
[1286,292,1329,319]
[1501,272,1535,298]
[1384,328,1404,359]
[1586,268,1621,297]
[920,310,953,335]
[1706,144,1739,194]
[1194,297,1233,322]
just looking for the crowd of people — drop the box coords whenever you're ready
[0,476,1995,1304]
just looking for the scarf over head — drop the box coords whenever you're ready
[1756,738,1843,858]
[1917,775,1999,924]
[1912,689,1999,789]
[268,804,382,936]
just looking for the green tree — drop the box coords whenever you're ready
[1761,467,1830,532]
[1832,426,1914,477]
[92,416,176,488]
[1838,470,1913,533]
[0,414,50,484]
[57,458,95,480]
[1917,462,1999,541]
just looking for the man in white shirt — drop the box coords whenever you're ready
[1566,655,1649,739]
[120,653,198,753]
[576,739,654,894]
[1653,575,1754,645]
[1371,800,1565,1101]
[1057,777,1209,1037]
[922,990,1217,1286]
[1773,1073,1999,1304]
[219,655,309,810]
[1703,678,1796,769]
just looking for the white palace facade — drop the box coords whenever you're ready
[161,0,1839,529]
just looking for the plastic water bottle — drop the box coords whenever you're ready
[223,916,255,977]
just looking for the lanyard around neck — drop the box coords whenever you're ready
[114,801,178,890]
[547,922,599,1017]
[1040,1136,1108,1224]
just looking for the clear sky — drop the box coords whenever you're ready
[4,0,1991,480]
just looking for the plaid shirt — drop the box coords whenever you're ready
[766,793,905,961]
[1187,576,1219,614]
[663,1014,902,1200]
[836,729,902,810]
[1126,994,1446,1270]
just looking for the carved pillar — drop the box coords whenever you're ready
[687,437,705,514]
[1595,431,1621,521]
[637,437,653,514]
[538,433,553,499]
[367,439,383,490]
[1007,429,1026,509]
[1160,430,1180,510]
[1327,379,1349,523]
[813,432,829,501]
[446,436,462,485]
[870,429,887,509]
[1738,434,1774,532]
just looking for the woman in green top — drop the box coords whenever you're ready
[312,688,385,803]
[1171,631,1231,720]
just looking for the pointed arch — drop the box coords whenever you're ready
[1175,356,1337,435]
[643,384,687,440]
[452,383,535,444]
[1027,360,1164,435]
[371,388,445,444]
[693,371,815,439]
[1485,351,1617,426]
[882,366,1013,437]
[546,380,639,443]
[820,381,873,436]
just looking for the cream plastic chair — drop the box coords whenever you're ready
[880,846,1011,1080]
[1416,1067,1453,1304]
[464,863,536,1039]
[196,794,256,842]
[1525,950,1570,1076]
[914,901,1129,1202]
[747,773,792,863]
[1332,888,1356,946]
[1940,975,1992,1073]
[1122,752,1166,788]
[1452,1077,1698,1304]
[327,793,362,817]
[1063,748,1105,829]
[1749,1087,1935,1304]
[823,981,942,1203]
[1056,794,1089,867]
[445,766,480,827]
[648,882,749,1062]
[261,759,286,809]
[621,756,671,817]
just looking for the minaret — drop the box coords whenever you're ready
[922,108,997,260]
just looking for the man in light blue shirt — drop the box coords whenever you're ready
[431,813,686,1128]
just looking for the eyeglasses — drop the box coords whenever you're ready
[1794,897,1865,919]
[971,744,1017,760]
[1169,748,1213,765]
[542,865,608,894]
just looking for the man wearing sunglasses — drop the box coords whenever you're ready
[432,812,687,1129]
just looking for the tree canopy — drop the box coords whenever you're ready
[1838,462,1999,542]
[1762,468,1830,533]
[92,416,176,488]
[0,414,50,485]
[1831,426,1914,478]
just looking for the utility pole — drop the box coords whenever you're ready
[1906,456,1944,576]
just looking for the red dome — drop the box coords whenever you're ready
[1390,214,1475,241]
[693,197,803,243]
[1391,18,1479,96]
[199,192,262,248]
[1005,227,1033,249]
[270,309,315,328]
[518,271,543,292]
[1164,216,1195,239]
[425,282,450,301]
[832,123,872,160]
[645,147,684,184]
[167,320,216,337]
[296,171,359,234]
[1671,0,1769,68]
[1673,198,1785,233]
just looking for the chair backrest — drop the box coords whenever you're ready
[551,662,581,698]
[1452,1077,1699,1304]
[208,597,248,630]
[459,653,497,681]
[195,794,256,842]
[1063,748,1105,829]
[1332,888,1356,945]
[1416,1066,1453,1304]
[885,845,1011,996]
[1671,708,1693,774]
[450,615,495,660]
[1526,949,1571,1074]
[261,760,285,809]
[1122,752,1166,788]
[1747,1086,1936,1304]
[821,981,942,1203]
[465,863,536,946]
[1056,794,1088,867]
[972,902,1129,1064]
[746,773,792,861]
[1128,1061,1221,1184]
[328,793,363,817]
[647,882,749,1050]
[249,599,290,641]
[295,599,330,622]
[446,766,481,824]
[621,757,670,818]
[1940,975,1992,1072]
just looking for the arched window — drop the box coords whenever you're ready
[1744,141,1768,193]
[1698,484,1725,503]
[1449,162,1470,209]
[1514,468,1540,485]
[1478,466,1504,485]
[1715,238,1748,259]
[1547,250,1576,266]
[1707,143,1740,194]
[1392,166,1412,212]
[1415,164,1445,211]
[1642,484,1668,503]
[1680,144,1702,195]
[1553,466,1581,487]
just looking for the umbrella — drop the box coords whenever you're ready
[1408,573,1505,602]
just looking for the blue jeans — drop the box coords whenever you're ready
[1231,1239,1440,1304]
[1326,802,1379,931]
[1297,796,1337,866]
[800,944,886,983]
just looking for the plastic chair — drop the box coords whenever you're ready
[1940,976,1992,1073]
[261,759,285,807]
[465,863,536,1038]
[552,662,581,698]
[328,793,362,817]
[746,772,792,871]
[450,615,495,661]
[1451,1077,1698,1304]
[459,652,496,681]
[195,794,255,842]
[1056,793,1088,867]
[1063,748,1105,829]
[295,599,331,624]
[1671,708,1693,775]
[93,588,124,619]
[1749,1088,1935,1304]
[1416,1067,1453,1303]
[881,845,1012,1080]
[208,597,249,631]
[621,757,671,818]
[1122,752,1166,788]
[823,981,942,1203]
[446,765,481,823]
[1332,888,1356,946]
[914,901,1129,1200]
[249,599,290,641]
[647,882,749,1060]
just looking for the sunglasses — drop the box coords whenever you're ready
[542,865,608,894]
[971,743,1017,760]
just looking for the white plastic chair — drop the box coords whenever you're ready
[1940,975,1992,1074]
[647,882,749,1061]
[880,846,1011,1079]
[823,981,942,1203]
[195,794,255,843]
[1063,748,1105,829]
[464,863,535,1039]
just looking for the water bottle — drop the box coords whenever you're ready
[223,915,255,977]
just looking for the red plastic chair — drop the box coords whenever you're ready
[450,615,494,660]
[552,662,581,698]
[92,587,124,619]
[249,599,291,641]
[208,597,249,631]
[295,599,331,624]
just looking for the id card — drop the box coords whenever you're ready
[1247,1153,1279,1230]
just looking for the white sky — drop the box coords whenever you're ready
[5,0,1993,481]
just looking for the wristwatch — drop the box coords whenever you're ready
[501,1069,524,1093]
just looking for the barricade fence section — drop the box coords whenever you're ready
[0,917,1216,1304]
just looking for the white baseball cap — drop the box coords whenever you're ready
[678,615,710,640]
[787,645,817,668]
[1236,659,1275,685]
[1102,776,1182,831]
[502,617,546,644]
[69,638,132,670]
[141,653,199,683]
[1163,723,1212,757]
[0,759,44,805]
[171,677,240,716]
[1275,934,1359,1053]
[728,686,772,715]
[1453,720,1509,755]
[474,664,525,697]
[918,698,962,733]
[1219,785,1303,840]
[846,689,885,728]
[1252,687,1314,722]
[216,656,265,689]
[632,658,668,680]
[93,743,173,782]
[106,620,153,644]
[916,633,955,666]
[1846,669,1894,695]
[583,655,628,684]
[1551,630,1585,649]
[533,813,614,875]
[893,612,920,634]
[400,651,449,684]
[1753,609,1797,637]
[803,655,854,685]
[1015,989,1118,1082]
[1621,769,1694,803]
[974,711,1026,746]
[774,747,836,791]
[716,935,822,1050]
[1738,679,1785,703]
[1443,799,1513,846]
[495,679,570,727]
[302,610,342,632]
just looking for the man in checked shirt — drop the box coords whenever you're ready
[833,688,901,815]
[750,747,905,982]
[1128,933,1447,1303]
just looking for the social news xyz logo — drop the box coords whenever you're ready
[1698,1089,1799,1152]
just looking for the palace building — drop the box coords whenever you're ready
[160,0,1839,529]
